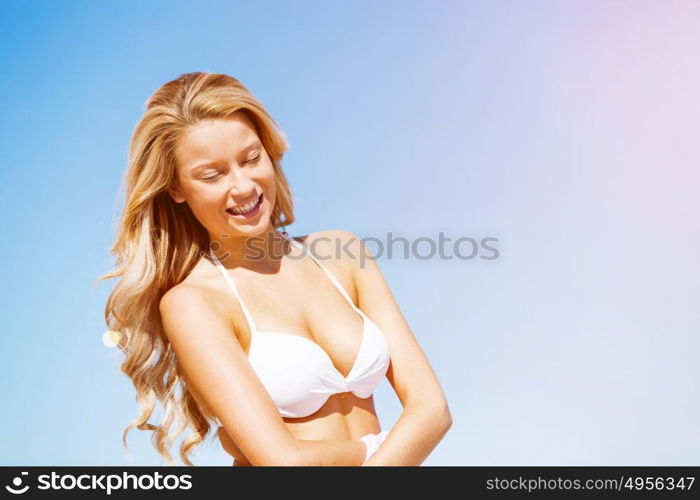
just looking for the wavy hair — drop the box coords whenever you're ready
[96,72,295,465]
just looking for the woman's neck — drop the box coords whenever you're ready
[207,224,291,272]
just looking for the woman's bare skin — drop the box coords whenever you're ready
[180,233,383,465]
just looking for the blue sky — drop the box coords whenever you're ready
[1,0,698,465]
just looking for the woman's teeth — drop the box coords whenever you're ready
[228,195,260,215]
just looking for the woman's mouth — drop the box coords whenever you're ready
[226,193,263,219]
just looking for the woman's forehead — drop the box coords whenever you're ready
[176,117,260,172]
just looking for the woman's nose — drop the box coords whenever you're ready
[226,166,257,196]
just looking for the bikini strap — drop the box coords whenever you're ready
[284,234,361,314]
[208,249,258,333]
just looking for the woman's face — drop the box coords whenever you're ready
[170,113,276,239]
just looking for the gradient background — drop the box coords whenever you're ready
[1,0,698,465]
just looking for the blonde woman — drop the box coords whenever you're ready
[99,72,452,466]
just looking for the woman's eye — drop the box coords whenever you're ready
[200,154,259,181]
[247,153,261,164]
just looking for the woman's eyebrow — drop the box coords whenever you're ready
[189,139,261,173]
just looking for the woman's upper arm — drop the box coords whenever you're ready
[325,229,452,423]
[159,285,300,466]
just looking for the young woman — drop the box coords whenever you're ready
[100,72,451,466]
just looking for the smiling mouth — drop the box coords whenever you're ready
[226,193,263,216]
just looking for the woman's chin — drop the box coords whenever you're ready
[224,214,273,236]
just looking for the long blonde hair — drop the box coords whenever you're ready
[96,72,295,465]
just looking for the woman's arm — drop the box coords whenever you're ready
[362,402,452,466]
[220,425,375,467]
[160,285,367,466]
[313,230,454,465]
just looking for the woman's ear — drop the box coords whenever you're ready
[168,186,186,203]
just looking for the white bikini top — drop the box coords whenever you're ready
[208,233,391,419]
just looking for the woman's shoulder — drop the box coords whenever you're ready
[294,226,358,250]
[159,281,217,318]
[159,259,233,321]
[294,228,366,276]
[294,228,362,254]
